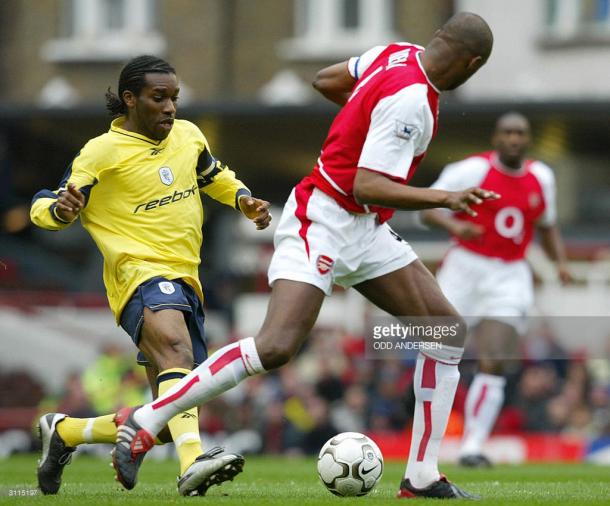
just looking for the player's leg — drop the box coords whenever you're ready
[355,258,464,323]
[113,279,326,490]
[255,280,327,368]
[133,280,248,496]
[143,365,173,444]
[39,366,148,495]
[38,277,197,494]
[111,276,231,494]
[37,350,189,494]
[434,247,505,467]
[37,410,118,494]
[459,319,515,466]
[52,414,117,447]
[133,279,325,433]
[38,366,132,494]
[41,303,202,453]
[142,363,237,497]
[37,325,187,489]
[355,260,472,498]
[137,307,205,477]
[457,255,529,467]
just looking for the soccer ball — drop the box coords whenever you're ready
[317,432,383,497]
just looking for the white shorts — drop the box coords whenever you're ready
[436,246,533,331]
[268,186,417,295]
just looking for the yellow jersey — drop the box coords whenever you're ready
[30,117,250,322]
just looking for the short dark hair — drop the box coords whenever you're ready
[105,55,176,117]
[439,12,493,61]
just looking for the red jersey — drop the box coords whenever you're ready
[301,43,440,224]
[431,151,557,261]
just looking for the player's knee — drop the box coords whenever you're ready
[169,340,194,369]
[441,315,468,347]
[257,340,297,370]
[155,335,194,370]
[479,358,505,376]
[456,315,468,338]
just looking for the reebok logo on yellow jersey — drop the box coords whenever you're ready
[133,185,197,214]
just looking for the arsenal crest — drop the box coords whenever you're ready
[528,192,541,208]
[316,255,334,275]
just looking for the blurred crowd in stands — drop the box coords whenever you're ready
[1,322,609,457]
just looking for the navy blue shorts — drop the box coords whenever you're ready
[120,277,208,367]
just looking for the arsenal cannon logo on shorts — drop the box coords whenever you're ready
[316,255,335,275]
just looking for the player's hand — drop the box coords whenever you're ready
[239,195,272,230]
[557,262,573,285]
[445,187,500,217]
[55,183,85,222]
[450,220,485,240]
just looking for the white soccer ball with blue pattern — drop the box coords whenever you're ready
[317,432,383,497]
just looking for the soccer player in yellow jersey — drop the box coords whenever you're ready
[30,55,271,496]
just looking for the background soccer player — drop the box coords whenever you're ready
[30,55,271,496]
[111,13,496,499]
[421,111,572,467]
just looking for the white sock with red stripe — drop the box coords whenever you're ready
[460,373,506,457]
[133,337,264,436]
[404,352,461,489]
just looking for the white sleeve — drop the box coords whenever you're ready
[530,161,557,226]
[430,157,490,191]
[358,84,432,180]
[348,45,387,79]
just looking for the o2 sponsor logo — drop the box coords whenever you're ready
[494,206,524,243]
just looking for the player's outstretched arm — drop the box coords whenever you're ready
[538,224,572,284]
[312,61,356,106]
[353,168,499,215]
[238,195,272,230]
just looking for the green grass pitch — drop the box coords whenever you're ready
[1,454,609,505]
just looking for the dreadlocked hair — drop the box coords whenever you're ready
[105,55,176,117]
